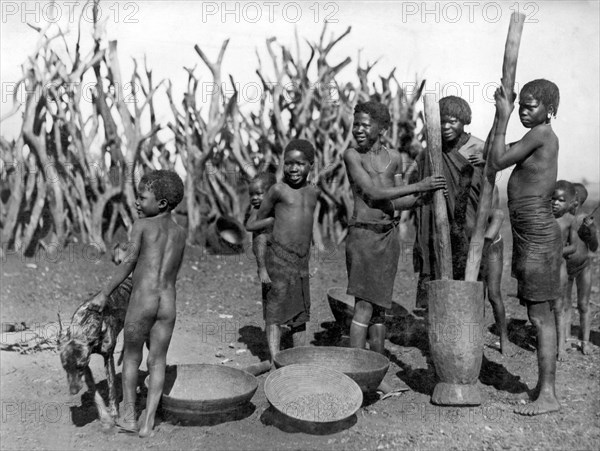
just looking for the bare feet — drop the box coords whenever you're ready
[488,339,523,357]
[115,417,138,434]
[557,349,567,362]
[258,268,271,284]
[581,341,592,355]
[138,419,155,438]
[514,394,560,416]
[137,409,157,438]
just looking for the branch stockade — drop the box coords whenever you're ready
[1,10,423,254]
[2,0,598,442]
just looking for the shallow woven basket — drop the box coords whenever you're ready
[264,364,363,423]
[274,346,389,392]
[149,364,258,418]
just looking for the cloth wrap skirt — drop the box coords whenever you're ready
[509,196,562,303]
[346,219,400,309]
[263,238,310,327]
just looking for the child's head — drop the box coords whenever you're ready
[249,172,277,208]
[552,180,576,218]
[573,183,588,208]
[283,139,315,186]
[439,96,471,143]
[519,79,560,128]
[137,170,184,217]
[353,101,391,149]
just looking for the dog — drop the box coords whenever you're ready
[59,277,132,426]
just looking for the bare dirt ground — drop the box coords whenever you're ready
[1,206,600,451]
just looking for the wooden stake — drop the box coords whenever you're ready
[465,12,526,282]
[424,94,453,280]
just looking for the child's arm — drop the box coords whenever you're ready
[254,185,279,222]
[391,195,424,211]
[488,86,548,172]
[245,208,275,232]
[563,218,578,257]
[579,217,599,252]
[89,221,143,311]
[391,172,421,211]
[344,149,446,202]
[254,233,271,284]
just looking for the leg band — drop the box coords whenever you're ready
[352,319,369,328]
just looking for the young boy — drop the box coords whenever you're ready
[490,79,562,416]
[344,101,445,354]
[565,183,598,354]
[551,180,578,361]
[246,140,319,361]
[90,170,186,437]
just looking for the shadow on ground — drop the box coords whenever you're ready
[70,369,148,428]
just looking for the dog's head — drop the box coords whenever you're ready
[59,339,91,395]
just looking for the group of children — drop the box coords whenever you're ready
[84,76,598,436]
[552,180,598,358]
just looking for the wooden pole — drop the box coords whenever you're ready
[424,94,453,280]
[465,12,526,282]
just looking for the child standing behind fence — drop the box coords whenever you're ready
[246,140,319,364]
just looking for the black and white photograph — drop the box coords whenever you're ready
[1,1,598,449]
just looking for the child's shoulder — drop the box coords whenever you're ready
[526,123,557,140]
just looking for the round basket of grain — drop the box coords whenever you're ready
[150,364,258,420]
[264,364,363,424]
[273,346,389,392]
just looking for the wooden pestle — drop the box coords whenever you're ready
[424,94,453,280]
[465,12,526,282]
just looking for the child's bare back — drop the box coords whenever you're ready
[91,169,186,437]
[126,215,186,327]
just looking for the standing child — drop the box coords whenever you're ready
[551,180,578,360]
[345,101,445,354]
[489,79,562,416]
[244,172,277,364]
[246,140,319,360]
[90,170,186,437]
[565,183,598,354]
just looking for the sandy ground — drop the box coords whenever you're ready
[1,208,600,451]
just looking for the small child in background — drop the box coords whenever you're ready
[551,180,578,360]
[90,170,186,437]
[246,140,319,364]
[244,172,277,284]
[565,183,598,354]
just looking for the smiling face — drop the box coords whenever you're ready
[441,115,465,143]
[135,186,165,218]
[519,94,551,128]
[283,150,312,186]
[352,112,384,150]
[248,180,267,208]
[552,188,572,217]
